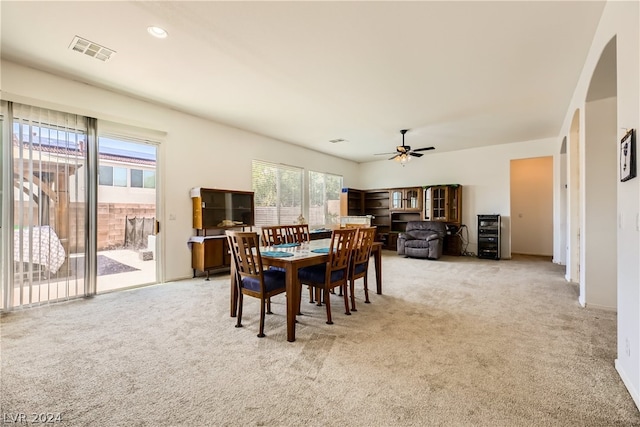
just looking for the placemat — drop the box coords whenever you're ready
[311,247,331,254]
[272,243,301,248]
[261,251,294,258]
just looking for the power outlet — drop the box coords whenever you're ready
[625,338,631,357]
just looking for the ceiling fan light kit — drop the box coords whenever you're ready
[375,129,435,166]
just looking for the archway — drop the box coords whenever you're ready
[581,36,617,309]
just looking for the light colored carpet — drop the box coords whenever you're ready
[1,253,639,426]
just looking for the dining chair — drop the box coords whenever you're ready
[226,230,286,338]
[279,224,316,301]
[261,226,286,246]
[348,226,377,312]
[298,228,357,324]
[286,224,310,244]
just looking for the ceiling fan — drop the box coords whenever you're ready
[375,129,435,165]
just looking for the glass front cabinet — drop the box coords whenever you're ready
[390,187,422,211]
[424,185,462,225]
[190,187,255,279]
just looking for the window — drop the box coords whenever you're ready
[98,165,113,186]
[131,169,156,189]
[252,160,302,226]
[131,169,143,188]
[113,167,127,187]
[309,171,343,226]
[98,165,127,186]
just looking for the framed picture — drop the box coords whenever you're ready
[620,129,636,182]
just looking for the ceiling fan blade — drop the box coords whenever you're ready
[412,146,435,152]
[409,152,424,157]
[388,154,400,161]
[374,152,397,156]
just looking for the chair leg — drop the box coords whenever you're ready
[324,288,333,324]
[342,284,351,315]
[236,293,244,328]
[258,297,266,338]
[315,287,322,306]
[266,296,272,314]
[308,285,314,303]
[364,276,370,304]
[350,279,357,312]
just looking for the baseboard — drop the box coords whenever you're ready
[582,302,617,312]
[615,359,640,411]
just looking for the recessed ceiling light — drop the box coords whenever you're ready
[147,26,168,39]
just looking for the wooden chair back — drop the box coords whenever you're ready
[327,228,357,280]
[227,231,264,286]
[284,224,310,244]
[348,226,377,311]
[226,230,286,337]
[352,227,377,267]
[261,226,286,246]
[261,224,309,245]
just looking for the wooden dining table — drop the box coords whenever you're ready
[229,239,383,342]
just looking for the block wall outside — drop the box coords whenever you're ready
[14,201,155,253]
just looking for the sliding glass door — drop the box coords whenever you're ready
[96,137,157,292]
[1,102,161,309]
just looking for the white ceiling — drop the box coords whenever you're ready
[1,1,606,163]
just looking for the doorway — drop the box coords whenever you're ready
[510,156,554,256]
[96,137,158,293]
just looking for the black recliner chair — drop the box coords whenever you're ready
[397,221,447,260]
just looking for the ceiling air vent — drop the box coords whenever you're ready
[69,36,116,62]
[329,138,346,144]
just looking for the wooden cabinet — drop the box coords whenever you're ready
[391,211,421,234]
[339,188,364,216]
[191,236,231,274]
[190,188,254,279]
[390,187,422,211]
[363,189,391,247]
[191,187,254,230]
[424,185,462,225]
[444,234,462,256]
[389,187,423,238]
[340,185,462,251]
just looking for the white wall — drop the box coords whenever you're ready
[0,60,361,282]
[583,96,617,310]
[557,139,567,265]
[360,138,560,259]
[510,156,554,256]
[557,0,639,410]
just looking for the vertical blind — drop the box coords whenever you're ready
[251,160,344,228]
[251,160,303,226]
[1,102,92,309]
[308,170,343,226]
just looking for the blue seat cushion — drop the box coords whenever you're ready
[242,270,286,293]
[298,264,345,284]
[353,263,367,275]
